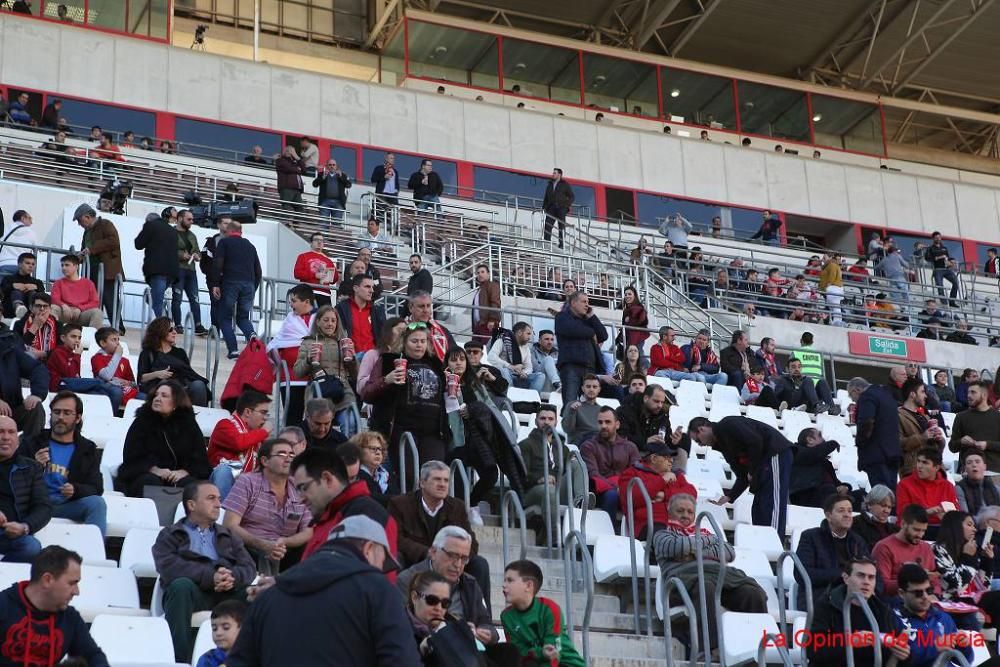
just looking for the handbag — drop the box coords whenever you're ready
[425,618,486,667]
[314,373,346,403]
[143,485,186,526]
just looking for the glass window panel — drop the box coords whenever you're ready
[328,145,357,178]
[977,244,998,268]
[737,81,809,142]
[56,98,156,139]
[261,0,279,28]
[175,118,282,163]
[583,53,657,117]
[5,1,41,16]
[382,24,405,85]
[406,21,498,89]
[502,38,580,104]
[46,1,84,22]
[861,227,965,266]
[473,166,593,215]
[87,0,127,31]
[810,95,883,155]
[660,68,735,129]
[148,0,169,39]
[362,149,457,195]
[637,193,761,239]
[311,7,333,37]
[282,1,308,36]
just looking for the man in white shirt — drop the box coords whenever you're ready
[487,321,545,392]
[0,210,37,276]
[357,217,393,255]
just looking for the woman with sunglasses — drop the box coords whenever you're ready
[366,322,449,489]
[293,305,357,437]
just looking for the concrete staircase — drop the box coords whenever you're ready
[473,512,684,667]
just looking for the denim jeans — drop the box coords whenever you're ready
[499,367,546,392]
[415,196,441,214]
[52,495,108,537]
[171,270,202,328]
[318,199,345,223]
[559,364,588,407]
[932,268,959,304]
[60,377,124,412]
[700,371,728,385]
[0,534,42,562]
[655,369,701,382]
[336,408,357,438]
[220,280,257,354]
[536,355,560,389]
[148,274,172,318]
[210,463,236,500]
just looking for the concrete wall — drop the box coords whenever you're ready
[3,13,1000,245]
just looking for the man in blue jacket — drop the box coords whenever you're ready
[849,377,902,493]
[893,563,973,666]
[554,291,608,407]
[0,326,47,438]
[226,515,421,667]
[213,221,262,360]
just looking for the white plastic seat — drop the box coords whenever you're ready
[106,496,161,538]
[745,405,778,428]
[119,528,161,578]
[708,402,741,422]
[74,566,150,622]
[675,380,708,410]
[655,573,697,622]
[940,411,957,432]
[594,397,619,409]
[191,618,214,666]
[194,407,231,438]
[593,535,660,583]
[720,611,781,666]
[89,615,186,666]
[150,578,212,629]
[689,476,724,502]
[101,437,127,480]
[36,523,115,567]
[645,375,674,392]
[815,412,848,430]
[80,348,97,378]
[122,399,146,421]
[667,406,700,431]
[0,563,31,591]
[685,457,733,488]
[506,387,541,408]
[780,410,813,438]
[734,524,784,561]
[561,507,615,546]
[730,547,777,585]
[710,384,741,407]
[80,326,97,350]
[732,492,754,525]
[80,415,132,450]
[785,504,826,536]
[695,499,734,531]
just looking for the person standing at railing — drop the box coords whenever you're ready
[357,217,393,256]
[134,212,179,320]
[657,212,692,253]
[541,168,574,250]
[925,231,961,309]
[171,209,208,337]
[6,92,33,126]
[876,244,911,302]
[312,157,351,225]
[749,209,782,246]
[274,146,306,213]
[74,204,124,334]
[818,252,845,326]
[407,159,444,214]
[470,264,501,344]
[297,136,319,177]
[0,209,36,277]
[370,152,400,210]
[213,221,261,360]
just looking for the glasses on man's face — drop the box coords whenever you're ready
[905,587,931,598]
[267,451,293,460]
[440,548,470,565]
[417,592,451,609]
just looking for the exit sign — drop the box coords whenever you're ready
[847,331,926,362]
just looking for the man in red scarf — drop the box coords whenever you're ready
[13,292,59,361]
[679,329,727,386]
[405,291,454,363]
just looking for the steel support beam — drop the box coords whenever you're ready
[634,0,683,50]
[802,0,886,75]
[669,0,725,56]
[860,0,960,88]
[367,0,403,49]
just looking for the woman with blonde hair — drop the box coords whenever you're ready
[294,305,357,436]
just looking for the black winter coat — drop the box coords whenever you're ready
[20,430,103,499]
[712,416,794,500]
[789,440,843,496]
[794,519,870,608]
[0,456,51,535]
[0,329,47,406]
[616,392,690,455]
[118,408,211,491]
[134,216,179,280]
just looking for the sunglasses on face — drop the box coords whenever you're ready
[417,592,451,609]
[905,587,931,598]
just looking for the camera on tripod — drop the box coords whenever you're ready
[99,178,133,215]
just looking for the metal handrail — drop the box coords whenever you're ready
[398,432,420,494]
[842,591,883,667]
[776,550,813,663]
[625,476,656,636]
[562,529,594,666]
[757,633,795,667]
[205,326,221,408]
[182,311,195,359]
[693,510,728,667]
[448,459,472,509]
[931,649,972,667]
[662,576,700,667]
[500,488,528,563]
[564,454,588,541]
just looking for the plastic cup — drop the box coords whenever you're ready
[340,338,355,361]
[446,372,460,397]
[394,358,408,375]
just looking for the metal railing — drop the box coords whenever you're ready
[562,529,594,666]
[842,591,883,667]
[448,459,472,509]
[693,510,728,667]
[625,476,656,636]
[500,488,528,563]
[397,432,420,494]
[662,576,700,667]
[776,550,813,664]
[931,649,972,667]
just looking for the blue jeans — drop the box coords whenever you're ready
[700,371,728,386]
[52,495,108,538]
[148,274,172,318]
[220,280,257,354]
[415,196,441,214]
[171,270,202,328]
[60,377,124,412]
[536,355,560,388]
[319,199,345,223]
[932,268,959,304]
[499,367,546,392]
[210,463,237,500]
[597,488,619,522]
[560,364,588,408]
[336,408,357,438]
[0,534,42,562]
[655,369,701,382]
[0,265,17,276]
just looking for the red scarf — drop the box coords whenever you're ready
[760,352,777,378]
[23,316,58,354]
[428,321,450,362]
[690,344,717,368]
[745,376,761,395]
[665,519,712,537]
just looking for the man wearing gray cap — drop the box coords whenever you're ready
[74,204,124,334]
[226,515,421,666]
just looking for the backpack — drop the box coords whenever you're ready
[220,338,275,411]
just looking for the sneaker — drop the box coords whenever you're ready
[468,507,484,527]
[227,351,240,360]
[828,403,842,416]
[552,382,562,391]
[174,326,184,335]
[118,323,127,336]
[777,401,788,414]
[814,401,829,414]
[793,404,809,411]
[14,304,26,319]
[194,325,209,337]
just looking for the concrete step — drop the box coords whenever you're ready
[488,590,621,617]
[473,524,539,546]
[589,610,664,634]
[581,630,672,661]
[486,571,617,597]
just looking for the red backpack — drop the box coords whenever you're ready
[220,338,275,411]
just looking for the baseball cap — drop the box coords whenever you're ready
[72,204,96,221]
[327,515,401,573]
[645,441,679,458]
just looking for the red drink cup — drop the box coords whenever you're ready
[339,337,355,361]
[311,342,322,361]
[847,403,857,425]
[394,358,408,376]
[447,372,460,397]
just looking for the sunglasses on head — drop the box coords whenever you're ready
[417,592,451,608]
[407,322,428,331]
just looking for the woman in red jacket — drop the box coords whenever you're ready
[620,285,649,360]
[619,442,697,540]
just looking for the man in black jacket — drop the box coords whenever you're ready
[214,221,262,359]
[542,167,574,249]
[690,415,794,535]
[407,158,444,213]
[616,384,688,468]
[298,398,347,450]
[20,391,105,537]
[0,327,47,439]
[313,157,351,223]
[0,415,51,562]
[719,329,751,389]
[200,216,230,330]
[226,515,420,667]
[405,254,433,317]
[794,494,870,609]
[134,213,179,320]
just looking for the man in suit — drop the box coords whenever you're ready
[471,264,501,344]
[312,157,351,224]
[74,204,124,334]
[542,168,575,249]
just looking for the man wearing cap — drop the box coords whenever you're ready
[74,204,124,333]
[134,212,179,320]
[618,440,696,539]
[226,515,421,666]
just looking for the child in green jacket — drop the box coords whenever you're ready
[500,559,585,667]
